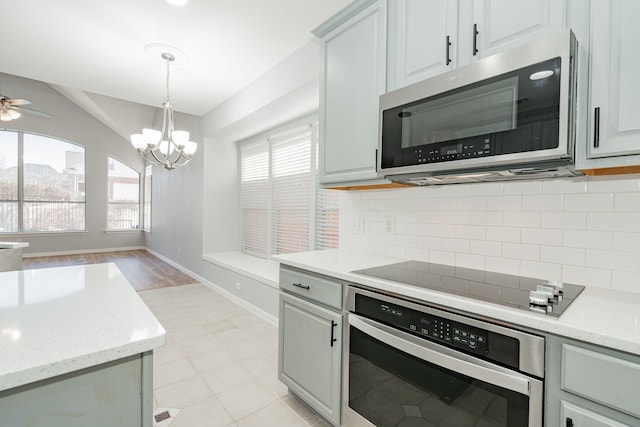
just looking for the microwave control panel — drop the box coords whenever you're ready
[409,138,491,165]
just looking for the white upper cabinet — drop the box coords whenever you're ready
[387,0,568,91]
[317,0,389,186]
[578,0,640,170]
[387,0,458,90]
[464,0,566,62]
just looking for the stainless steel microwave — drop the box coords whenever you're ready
[378,30,581,185]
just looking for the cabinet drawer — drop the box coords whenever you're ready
[280,267,342,310]
[562,344,640,418]
[561,400,629,427]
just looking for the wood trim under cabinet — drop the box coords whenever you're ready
[325,182,411,191]
[580,165,640,176]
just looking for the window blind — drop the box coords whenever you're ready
[271,128,312,255]
[240,142,269,258]
[239,122,339,259]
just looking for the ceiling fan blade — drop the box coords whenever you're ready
[19,106,52,118]
[8,98,31,106]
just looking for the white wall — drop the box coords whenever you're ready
[340,175,640,293]
[0,73,145,254]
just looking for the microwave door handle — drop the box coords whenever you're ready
[348,313,535,396]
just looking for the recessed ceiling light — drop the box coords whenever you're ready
[166,0,188,5]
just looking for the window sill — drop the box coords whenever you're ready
[203,252,280,288]
[104,229,143,234]
[0,231,88,237]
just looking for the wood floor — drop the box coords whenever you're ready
[23,249,198,291]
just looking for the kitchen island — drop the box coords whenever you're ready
[0,263,166,427]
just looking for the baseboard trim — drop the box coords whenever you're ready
[144,248,278,326]
[24,246,146,258]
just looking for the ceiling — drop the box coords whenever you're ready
[0,0,351,116]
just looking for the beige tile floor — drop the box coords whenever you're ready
[139,283,332,427]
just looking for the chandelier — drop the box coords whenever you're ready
[130,52,197,170]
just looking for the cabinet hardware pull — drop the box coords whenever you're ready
[473,24,479,56]
[594,107,600,148]
[566,417,573,427]
[292,283,310,290]
[446,35,452,65]
[330,320,338,347]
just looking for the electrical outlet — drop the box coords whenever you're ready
[351,216,365,234]
[384,216,395,234]
[235,282,241,291]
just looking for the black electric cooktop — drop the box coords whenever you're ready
[352,260,584,317]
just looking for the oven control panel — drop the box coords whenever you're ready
[377,301,490,356]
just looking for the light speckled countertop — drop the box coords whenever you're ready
[274,250,640,356]
[0,263,166,391]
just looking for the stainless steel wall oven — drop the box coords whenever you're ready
[343,286,545,427]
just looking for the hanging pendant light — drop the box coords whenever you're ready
[130,52,197,170]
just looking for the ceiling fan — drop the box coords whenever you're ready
[0,94,52,122]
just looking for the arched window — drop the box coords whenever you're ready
[107,157,140,230]
[0,130,85,233]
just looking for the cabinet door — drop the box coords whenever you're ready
[278,293,342,425]
[466,0,566,61]
[561,401,630,427]
[587,0,640,160]
[319,1,386,185]
[387,0,458,90]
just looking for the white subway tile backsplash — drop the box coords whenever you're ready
[487,195,522,211]
[562,266,611,289]
[417,235,443,249]
[614,193,640,211]
[442,211,471,224]
[612,271,640,293]
[456,225,486,240]
[470,211,503,226]
[542,178,588,194]
[586,250,640,273]
[563,230,613,250]
[521,228,563,246]
[613,232,640,253]
[428,250,456,265]
[455,253,486,270]
[587,175,640,193]
[470,240,502,257]
[564,193,614,212]
[539,246,585,267]
[471,182,504,196]
[540,212,587,230]
[503,180,543,195]
[485,256,521,275]
[503,211,541,227]
[522,194,564,211]
[587,213,640,232]
[521,261,562,280]
[456,196,487,211]
[429,224,457,238]
[502,243,540,261]
[343,175,640,292]
[442,238,470,253]
[486,226,521,243]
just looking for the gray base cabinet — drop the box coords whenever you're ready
[546,335,640,426]
[0,352,154,427]
[279,293,342,426]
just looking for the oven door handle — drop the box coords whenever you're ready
[349,313,538,397]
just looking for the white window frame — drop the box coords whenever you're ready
[0,130,86,234]
[106,156,141,231]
